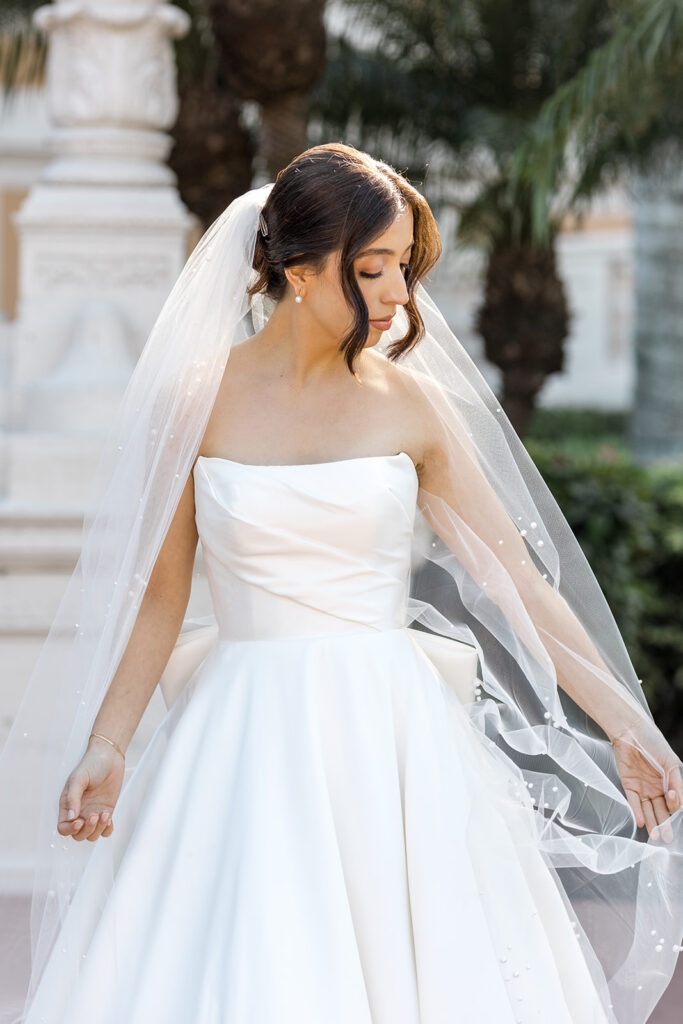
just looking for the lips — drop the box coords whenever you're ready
[370,316,394,330]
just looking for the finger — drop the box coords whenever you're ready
[626,789,646,829]
[665,765,683,809]
[87,812,111,842]
[665,787,680,813]
[70,821,87,841]
[58,812,88,837]
[74,812,100,842]
[63,773,87,823]
[58,788,72,823]
[652,796,674,844]
[102,820,114,838]
[58,786,80,832]
[84,812,103,840]
[72,820,91,842]
[642,799,659,839]
[69,818,86,838]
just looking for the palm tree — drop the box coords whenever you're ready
[167,0,257,229]
[507,0,683,462]
[310,0,682,437]
[207,0,327,181]
[0,0,45,97]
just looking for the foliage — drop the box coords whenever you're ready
[313,0,683,248]
[310,1,638,434]
[312,0,619,245]
[524,413,683,753]
[528,406,628,443]
[0,0,46,103]
[509,0,683,243]
[527,406,630,458]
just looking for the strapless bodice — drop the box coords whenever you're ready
[192,451,419,641]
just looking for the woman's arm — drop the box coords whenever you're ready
[88,467,199,757]
[413,393,683,837]
[415,396,647,742]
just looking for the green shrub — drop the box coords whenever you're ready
[525,435,683,755]
[529,406,628,444]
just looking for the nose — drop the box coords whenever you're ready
[385,265,410,307]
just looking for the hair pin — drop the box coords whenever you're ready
[258,211,269,237]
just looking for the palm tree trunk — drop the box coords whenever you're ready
[169,77,256,231]
[260,93,311,181]
[207,0,326,176]
[476,242,570,437]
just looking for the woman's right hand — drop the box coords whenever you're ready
[57,736,126,842]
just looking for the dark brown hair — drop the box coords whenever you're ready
[247,142,442,373]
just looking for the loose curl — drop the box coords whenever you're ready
[247,142,442,374]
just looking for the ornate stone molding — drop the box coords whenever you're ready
[34,1,190,130]
[31,0,190,185]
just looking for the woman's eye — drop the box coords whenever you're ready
[359,263,410,280]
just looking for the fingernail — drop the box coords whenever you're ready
[668,790,677,800]
[67,809,75,820]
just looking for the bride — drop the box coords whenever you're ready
[2,142,682,1024]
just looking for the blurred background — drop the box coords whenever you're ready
[0,0,681,1015]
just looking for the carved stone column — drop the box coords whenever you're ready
[9,0,193,505]
[0,2,197,811]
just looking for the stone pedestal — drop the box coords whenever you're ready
[0,0,198,895]
[7,0,195,504]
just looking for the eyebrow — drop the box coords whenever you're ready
[357,240,414,257]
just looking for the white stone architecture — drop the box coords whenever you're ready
[9,0,194,506]
[0,0,196,819]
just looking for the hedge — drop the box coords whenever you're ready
[524,431,683,756]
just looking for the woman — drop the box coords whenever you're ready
[3,143,682,1024]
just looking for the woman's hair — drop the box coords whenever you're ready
[248,142,442,373]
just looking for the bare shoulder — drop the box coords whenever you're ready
[364,347,437,407]
[209,333,274,408]
[363,350,443,471]
[217,335,269,391]
[195,337,266,457]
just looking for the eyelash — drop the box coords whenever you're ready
[359,263,411,280]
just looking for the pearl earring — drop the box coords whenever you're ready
[295,294,303,304]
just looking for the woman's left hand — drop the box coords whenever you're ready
[610,718,683,843]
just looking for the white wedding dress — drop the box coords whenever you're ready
[23,450,614,1024]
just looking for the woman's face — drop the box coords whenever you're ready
[297,205,414,349]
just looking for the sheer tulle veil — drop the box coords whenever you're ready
[1,174,681,1024]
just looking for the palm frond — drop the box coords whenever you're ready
[0,0,47,104]
[509,0,683,242]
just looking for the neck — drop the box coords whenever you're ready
[255,297,359,387]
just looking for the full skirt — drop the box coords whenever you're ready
[24,626,612,1024]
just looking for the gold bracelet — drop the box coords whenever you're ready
[89,731,126,760]
[609,729,631,747]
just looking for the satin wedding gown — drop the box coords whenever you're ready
[23,450,614,1024]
